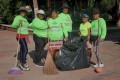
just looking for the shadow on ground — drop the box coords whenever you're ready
[29,50,47,64]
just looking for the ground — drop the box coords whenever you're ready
[0,30,120,80]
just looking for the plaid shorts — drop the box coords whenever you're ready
[48,40,63,50]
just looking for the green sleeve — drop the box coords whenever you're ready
[100,19,107,40]
[28,23,33,28]
[58,14,64,23]
[32,18,48,30]
[63,28,68,37]
[87,22,91,28]
[11,17,20,28]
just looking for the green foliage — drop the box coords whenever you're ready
[89,0,95,10]
[0,0,25,24]
[100,0,116,12]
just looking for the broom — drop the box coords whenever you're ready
[43,30,59,75]
[8,23,23,74]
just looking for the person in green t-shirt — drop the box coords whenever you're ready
[59,4,72,40]
[90,8,107,68]
[31,10,48,66]
[47,10,68,57]
[11,6,30,71]
[79,14,92,59]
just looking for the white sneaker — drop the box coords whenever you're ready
[24,63,29,68]
[18,63,30,71]
[94,63,104,68]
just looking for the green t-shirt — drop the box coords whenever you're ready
[58,13,72,32]
[31,18,48,38]
[47,17,68,41]
[11,15,29,34]
[91,18,107,40]
[79,22,91,36]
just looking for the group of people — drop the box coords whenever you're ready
[11,3,107,71]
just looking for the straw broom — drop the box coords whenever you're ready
[43,29,58,75]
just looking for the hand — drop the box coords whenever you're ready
[19,20,22,24]
[78,32,82,36]
[64,37,68,41]
[88,36,90,41]
[97,38,102,45]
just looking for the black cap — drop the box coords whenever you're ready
[61,3,71,9]
[18,6,27,12]
[93,8,100,15]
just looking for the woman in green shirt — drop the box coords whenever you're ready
[59,3,72,40]
[79,14,92,59]
[12,7,30,71]
[31,10,48,66]
[47,10,68,57]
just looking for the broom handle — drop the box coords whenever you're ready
[14,23,22,67]
[47,21,50,47]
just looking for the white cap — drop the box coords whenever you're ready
[37,10,45,15]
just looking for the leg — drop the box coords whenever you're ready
[86,41,92,59]
[68,32,72,40]
[17,38,30,70]
[94,43,102,64]
[88,48,92,59]
[94,42,104,67]
[33,34,45,64]
[20,38,28,64]
[16,38,23,64]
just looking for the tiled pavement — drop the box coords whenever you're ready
[0,30,120,80]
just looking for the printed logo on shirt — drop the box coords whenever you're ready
[21,26,28,31]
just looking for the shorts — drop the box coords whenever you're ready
[49,40,63,50]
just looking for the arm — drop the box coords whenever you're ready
[100,19,107,40]
[88,28,91,40]
[32,18,48,30]
[79,24,82,36]
[61,23,68,40]
[11,17,20,28]
[28,23,33,28]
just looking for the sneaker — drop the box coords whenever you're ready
[18,63,30,71]
[23,63,29,68]
[94,63,104,68]
[35,62,44,67]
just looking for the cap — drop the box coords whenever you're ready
[82,14,89,19]
[37,10,45,15]
[61,3,71,9]
[18,6,27,11]
[93,8,100,15]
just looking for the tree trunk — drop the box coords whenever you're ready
[32,0,38,17]
[117,0,120,27]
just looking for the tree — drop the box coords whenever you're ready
[32,0,38,17]
[100,0,116,12]
[0,0,25,24]
[117,0,120,27]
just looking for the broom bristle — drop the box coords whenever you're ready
[43,52,58,75]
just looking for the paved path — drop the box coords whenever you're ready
[0,30,120,80]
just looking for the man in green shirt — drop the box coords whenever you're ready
[59,4,72,40]
[90,8,107,68]
[31,10,48,66]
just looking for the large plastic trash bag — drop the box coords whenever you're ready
[55,36,90,71]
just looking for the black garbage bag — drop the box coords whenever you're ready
[55,36,90,71]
